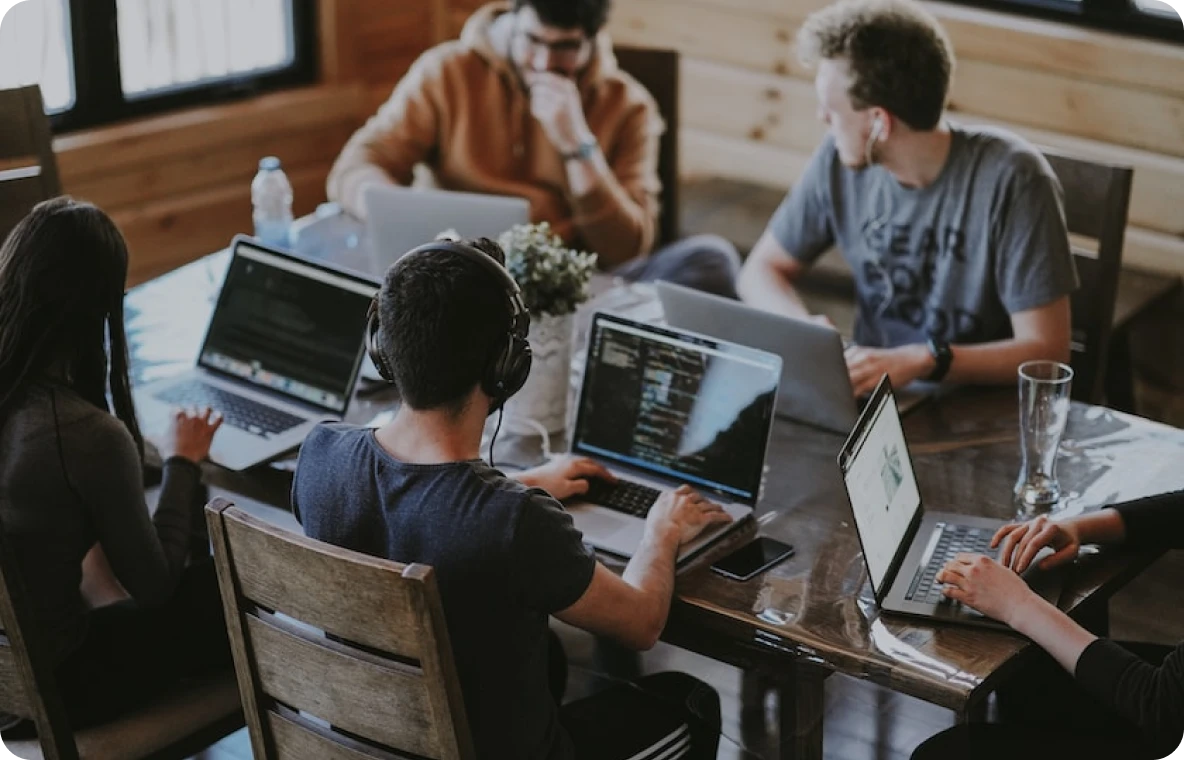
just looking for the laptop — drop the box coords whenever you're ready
[565,312,781,564]
[363,185,530,275]
[656,281,931,433]
[837,375,1063,629]
[134,236,378,471]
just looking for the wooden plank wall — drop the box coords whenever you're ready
[68,0,1179,283]
[50,0,442,285]
[602,0,1184,275]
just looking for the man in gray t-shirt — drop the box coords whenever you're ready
[737,0,1076,397]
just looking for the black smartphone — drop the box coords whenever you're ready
[710,537,795,581]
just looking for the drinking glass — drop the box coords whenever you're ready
[1014,360,1073,513]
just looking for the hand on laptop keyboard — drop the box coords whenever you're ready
[516,455,616,501]
[645,484,733,548]
[154,406,224,464]
[935,553,1036,625]
[993,515,1083,574]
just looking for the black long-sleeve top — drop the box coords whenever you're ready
[1074,489,1184,756]
[0,385,199,664]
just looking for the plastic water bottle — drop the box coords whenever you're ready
[251,156,293,248]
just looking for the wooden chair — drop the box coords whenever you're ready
[0,85,61,241]
[614,47,680,248]
[1042,150,1133,405]
[0,524,242,760]
[206,498,475,760]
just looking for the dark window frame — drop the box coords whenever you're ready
[51,0,318,133]
[939,0,1184,45]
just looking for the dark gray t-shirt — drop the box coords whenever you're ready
[292,423,597,760]
[769,125,1078,347]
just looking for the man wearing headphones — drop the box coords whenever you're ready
[291,238,724,759]
[736,0,1077,398]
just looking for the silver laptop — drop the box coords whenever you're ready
[657,281,857,433]
[363,185,529,274]
[838,376,1062,629]
[657,281,932,433]
[134,236,377,471]
[565,312,781,564]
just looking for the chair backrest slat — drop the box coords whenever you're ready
[246,613,436,756]
[0,86,61,242]
[222,511,423,657]
[0,641,30,713]
[1042,149,1133,404]
[208,499,475,760]
[266,709,407,760]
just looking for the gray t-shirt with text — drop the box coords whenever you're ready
[769,125,1078,347]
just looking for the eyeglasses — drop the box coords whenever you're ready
[516,29,590,61]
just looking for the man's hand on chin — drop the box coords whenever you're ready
[526,71,593,156]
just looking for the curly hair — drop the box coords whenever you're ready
[797,0,954,131]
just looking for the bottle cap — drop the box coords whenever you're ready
[259,156,281,171]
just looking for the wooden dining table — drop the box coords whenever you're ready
[126,242,1184,760]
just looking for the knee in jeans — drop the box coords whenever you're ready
[680,234,740,271]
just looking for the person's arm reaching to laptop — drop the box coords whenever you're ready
[736,232,819,322]
[737,142,836,324]
[326,52,443,219]
[515,455,617,500]
[555,485,733,650]
[937,490,1184,756]
[845,297,1071,396]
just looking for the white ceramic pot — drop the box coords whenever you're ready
[502,312,575,435]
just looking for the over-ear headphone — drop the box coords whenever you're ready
[365,240,533,412]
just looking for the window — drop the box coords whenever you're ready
[0,0,74,113]
[0,0,316,132]
[951,0,1182,42]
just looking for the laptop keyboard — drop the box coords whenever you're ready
[905,523,999,604]
[154,381,305,437]
[585,478,662,518]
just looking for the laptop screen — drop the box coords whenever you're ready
[197,241,377,414]
[838,381,922,596]
[571,313,781,504]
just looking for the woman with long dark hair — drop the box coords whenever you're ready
[0,197,231,731]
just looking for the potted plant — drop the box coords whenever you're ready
[498,222,597,435]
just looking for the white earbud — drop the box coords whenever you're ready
[871,115,885,143]
[863,114,886,167]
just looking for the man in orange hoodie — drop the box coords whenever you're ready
[327,0,740,297]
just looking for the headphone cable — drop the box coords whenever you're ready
[488,406,504,470]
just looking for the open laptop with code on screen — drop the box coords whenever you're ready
[563,312,782,564]
[133,236,377,471]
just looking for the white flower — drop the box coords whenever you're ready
[497,222,598,317]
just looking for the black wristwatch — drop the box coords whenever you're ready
[926,337,953,382]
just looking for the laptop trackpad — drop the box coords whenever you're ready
[570,507,634,541]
